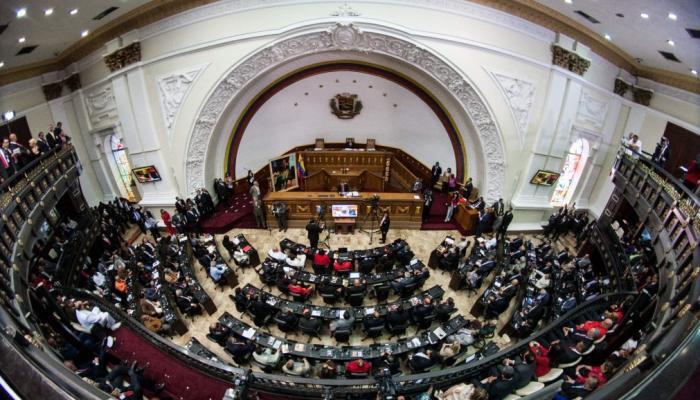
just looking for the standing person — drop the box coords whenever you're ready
[160,209,176,236]
[444,192,459,222]
[252,197,266,229]
[431,162,442,187]
[305,219,322,248]
[447,173,457,193]
[250,181,261,203]
[463,177,474,200]
[37,132,50,153]
[379,212,390,244]
[652,136,670,168]
[225,175,235,205]
[214,178,226,205]
[8,133,28,169]
[274,202,288,232]
[440,168,452,193]
[46,125,57,148]
[144,212,160,239]
[627,134,642,159]
[498,208,514,242]
[0,139,13,180]
[422,189,434,221]
[246,170,255,187]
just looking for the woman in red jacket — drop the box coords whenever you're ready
[529,341,551,377]
[160,209,176,236]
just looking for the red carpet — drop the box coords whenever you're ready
[109,327,232,400]
[421,192,468,235]
[199,192,259,234]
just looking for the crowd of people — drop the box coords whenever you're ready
[1,122,71,182]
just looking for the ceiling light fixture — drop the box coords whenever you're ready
[640,13,649,19]
[667,39,675,46]
[81,30,89,38]
[604,33,612,41]
[0,61,4,68]
[564,0,572,4]
[18,37,26,44]
[70,8,79,16]
[44,8,54,16]
[16,8,27,18]
[3,111,16,121]
[668,13,677,20]
[692,69,698,76]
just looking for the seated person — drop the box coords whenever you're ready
[330,310,355,335]
[362,310,385,332]
[333,258,353,274]
[575,362,613,386]
[408,349,439,372]
[140,314,170,334]
[313,249,331,272]
[318,280,344,300]
[232,287,250,313]
[386,304,409,327]
[268,247,286,262]
[345,279,367,297]
[379,352,400,374]
[412,297,435,324]
[276,309,298,329]
[439,339,461,359]
[221,235,237,258]
[299,308,322,334]
[529,341,551,378]
[346,358,372,375]
[285,252,306,269]
[439,247,460,271]
[436,297,456,321]
[465,268,482,289]
[248,294,273,320]
[74,301,122,333]
[390,270,416,293]
[252,346,281,368]
[225,337,255,362]
[479,365,519,400]
[560,376,599,398]
[319,360,338,378]
[288,281,313,299]
[282,357,311,377]
[576,318,613,337]
[209,260,228,283]
[357,254,376,273]
[174,289,202,315]
[209,322,231,343]
[447,327,475,347]
[233,249,250,266]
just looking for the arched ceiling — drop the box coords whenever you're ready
[0,0,698,93]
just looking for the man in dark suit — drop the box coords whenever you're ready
[379,212,390,244]
[338,181,350,193]
[480,365,519,400]
[362,310,385,332]
[305,219,322,248]
[492,198,505,216]
[498,208,514,241]
[299,308,322,335]
[463,177,473,199]
[652,136,670,168]
[37,132,51,153]
[431,162,442,186]
[45,128,57,148]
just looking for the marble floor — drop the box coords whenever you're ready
[161,227,565,372]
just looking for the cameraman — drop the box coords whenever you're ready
[305,218,323,248]
[273,202,288,232]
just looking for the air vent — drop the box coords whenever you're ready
[93,6,119,20]
[16,45,38,55]
[686,28,700,39]
[574,10,601,24]
[0,24,8,36]
[659,51,681,62]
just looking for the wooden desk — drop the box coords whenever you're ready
[334,217,356,234]
[263,191,423,229]
[455,204,478,235]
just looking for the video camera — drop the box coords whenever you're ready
[374,367,399,400]
[365,194,381,208]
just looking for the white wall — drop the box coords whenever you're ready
[236,70,456,176]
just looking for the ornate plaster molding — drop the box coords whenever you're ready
[84,82,119,129]
[632,86,654,107]
[184,23,506,202]
[576,91,609,130]
[491,72,535,144]
[156,64,207,139]
[613,77,630,97]
[330,2,361,17]
[41,82,63,101]
[552,44,590,76]
[103,42,142,73]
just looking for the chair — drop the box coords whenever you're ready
[334,328,351,343]
[373,283,391,302]
[399,282,418,299]
[346,371,369,379]
[515,381,545,396]
[312,263,329,275]
[300,322,321,339]
[417,312,437,330]
[275,315,298,338]
[387,321,408,339]
[537,367,564,383]
[253,313,273,329]
[321,292,338,304]
[346,292,365,307]
[363,325,384,341]
[291,293,308,303]
[558,356,582,368]
[502,395,521,400]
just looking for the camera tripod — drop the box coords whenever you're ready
[359,201,381,244]
[315,206,332,250]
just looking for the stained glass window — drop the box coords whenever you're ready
[110,135,137,202]
[551,138,589,207]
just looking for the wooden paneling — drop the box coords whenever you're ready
[663,122,700,180]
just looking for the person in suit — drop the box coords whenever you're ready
[209,322,231,343]
[492,198,505,216]
[0,139,13,180]
[305,219,322,248]
[362,310,385,333]
[463,177,474,200]
[274,202,288,232]
[652,136,671,168]
[37,132,50,153]
[379,212,390,243]
[330,310,355,335]
[497,208,514,241]
[45,126,57,148]
[299,308,322,334]
[480,365,519,400]
[412,297,435,324]
[431,162,442,186]
[422,189,433,221]
[408,349,439,372]
[337,181,350,193]
[386,304,408,327]
[276,309,298,331]
[225,337,255,363]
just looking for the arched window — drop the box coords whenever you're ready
[551,138,589,206]
[110,135,137,202]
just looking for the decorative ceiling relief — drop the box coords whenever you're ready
[576,91,609,130]
[84,82,119,129]
[491,72,535,144]
[156,64,207,139]
[185,23,505,202]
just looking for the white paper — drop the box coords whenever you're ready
[242,328,255,339]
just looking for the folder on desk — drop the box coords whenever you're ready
[273,340,282,349]
[433,327,447,339]
[242,328,256,339]
[294,343,305,352]
[311,309,322,317]
[365,307,375,315]
[411,338,421,347]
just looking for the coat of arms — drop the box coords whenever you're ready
[330,93,363,119]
